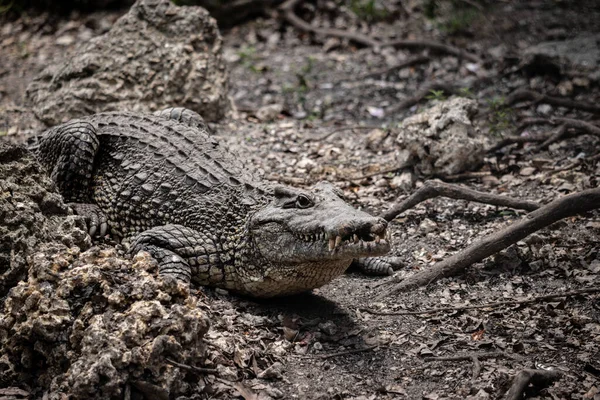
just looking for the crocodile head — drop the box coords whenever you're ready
[242,181,391,297]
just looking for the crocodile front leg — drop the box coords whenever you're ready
[129,224,224,285]
[30,120,99,203]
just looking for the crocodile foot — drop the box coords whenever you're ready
[69,203,110,238]
[352,257,405,276]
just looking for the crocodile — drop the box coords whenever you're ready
[30,109,391,297]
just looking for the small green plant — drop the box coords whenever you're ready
[237,46,263,73]
[457,87,473,98]
[425,89,447,102]
[349,0,388,22]
[487,96,513,136]
[0,0,14,14]
[440,8,479,35]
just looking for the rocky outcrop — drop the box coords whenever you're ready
[0,143,210,399]
[26,0,231,125]
[393,97,488,176]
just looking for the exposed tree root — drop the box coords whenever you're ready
[380,180,540,222]
[504,369,562,400]
[486,135,548,153]
[505,89,600,114]
[363,287,600,315]
[319,345,378,359]
[386,81,460,114]
[436,171,493,181]
[351,55,431,81]
[534,118,600,151]
[489,117,600,153]
[279,0,479,62]
[376,188,600,299]
[301,125,379,144]
[424,351,522,382]
[383,39,480,63]
[279,0,379,47]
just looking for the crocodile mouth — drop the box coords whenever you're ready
[292,225,391,256]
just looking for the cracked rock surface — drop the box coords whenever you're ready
[0,144,210,399]
[26,0,230,126]
[393,97,488,176]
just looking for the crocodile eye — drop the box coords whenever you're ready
[296,194,313,209]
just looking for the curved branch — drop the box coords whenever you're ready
[376,188,600,299]
[279,0,480,63]
[505,89,600,114]
[381,39,481,63]
[380,180,540,222]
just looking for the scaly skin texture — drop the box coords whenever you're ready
[31,110,391,297]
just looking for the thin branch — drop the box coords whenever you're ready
[349,164,410,181]
[554,117,600,136]
[165,358,217,374]
[352,56,431,81]
[381,39,481,63]
[320,345,378,359]
[279,0,379,47]
[486,135,548,153]
[504,369,562,400]
[380,180,540,222]
[424,351,521,363]
[375,188,600,298]
[363,287,600,315]
[436,171,493,181]
[301,125,379,144]
[535,118,600,151]
[279,0,480,63]
[535,124,568,151]
[505,89,600,114]
[386,81,459,114]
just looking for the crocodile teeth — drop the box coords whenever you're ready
[328,237,335,251]
[375,235,380,244]
[335,235,342,248]
[353,234,359,243]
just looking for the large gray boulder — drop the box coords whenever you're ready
[26,0,231,125]
[394,97,488,176]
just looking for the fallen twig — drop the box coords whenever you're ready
[279,0,479,63]
[165,358,217,374]
[386,81,459,114]
[436,171,493,181]
[534,118,600,151]
[301,125,379,144]
[380,180,540,222]
[505,89,600,114]
[424,351,521,363]
[382,39,481,63]
[504,368,562,400]
[279,0,379,47]
[349,164,410,181]
[352,56,430,81]
[363,287,600,315]
[375,188,600,298]
[424,351,522,382]
[486,135,548,153]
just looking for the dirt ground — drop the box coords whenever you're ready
[1,1,600,399]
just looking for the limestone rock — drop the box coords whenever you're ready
[523,33,600,74]
[394,97,488,176]
[0,144,210,399]
[0,142,90,297]
[26,0,230,126]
